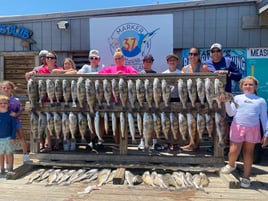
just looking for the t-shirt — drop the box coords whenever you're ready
[77,64,102,74]
[37,65,62,74]
[0,111,17,139]
[140,69,157,74]
[99,65,138,74]
[162,68,181,98]
[9,96,22,125]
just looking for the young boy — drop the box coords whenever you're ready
[0,95,17,174]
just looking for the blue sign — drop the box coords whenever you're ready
[0,24,33,40]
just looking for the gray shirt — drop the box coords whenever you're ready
[77,64,101,74]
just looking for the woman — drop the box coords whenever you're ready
[99,48,138,146]
[180,47,211,152]
[52,57,77,74]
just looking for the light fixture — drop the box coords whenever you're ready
[57,21,69,30]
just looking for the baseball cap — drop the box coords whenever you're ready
[210,43,222,50]
[39,50,49,57]
[166,53,178,61]
[143,54,154,62]
[89,50,100,58]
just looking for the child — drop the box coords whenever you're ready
[219,76,268,188]
[0,95,17,173]
[0,81,29,162]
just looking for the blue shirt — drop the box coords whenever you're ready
[205,57,242,92]
[0,111,17,139]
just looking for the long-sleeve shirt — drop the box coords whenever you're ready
[205,57,242,92]
[0,111,17,139]
[225,93,268,137]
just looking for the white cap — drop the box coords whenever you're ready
[39,50,49,57]
[89,50,100,58]
[210,43,222,50]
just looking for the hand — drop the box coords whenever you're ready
[10,112,17,117]
[261,136,268,148]
[218,93,227,102]
[25,71,35,80]
[215,70,228,74]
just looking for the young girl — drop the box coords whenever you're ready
[0,95,17,173]
[0,81,29,162]
[219,76,268,188]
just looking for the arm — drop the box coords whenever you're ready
[228,61,242,81]
[259,100,268,136]
[11,116,17,140]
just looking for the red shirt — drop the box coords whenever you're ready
[37,65,62,74]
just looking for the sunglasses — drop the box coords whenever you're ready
[46,56,56,60]
[90,57,99,60]
[114,57,122,60]
[189,52,198,56]
[211,49,221,53]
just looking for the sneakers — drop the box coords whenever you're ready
[96,142,104,151]
[138,141,145,150]
[240,178,251,188]
[220,164,236,174]
[23,154,30,162]
[154,143,162,151]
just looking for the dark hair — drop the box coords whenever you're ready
[190,47,201,63]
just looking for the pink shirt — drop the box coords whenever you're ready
[98,65,138,74]
[37,65,62,74]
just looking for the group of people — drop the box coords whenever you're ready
[1,43,267,188]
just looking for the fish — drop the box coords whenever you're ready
[199,172,209,187]
[125,170,135,186]
[178,113,187,141]
[161,112,170,140]
[205,78,214,109]
[97,169,111,186]
[38,112,47,140]
[27,79,37,107]
[153,77,162,109]
[111,112,117,137]
[46,169,61,186]
[111,78,120,104]
[142,171,153,186]
[78,112,87,143]
[172,171,187,187]
[57,169,76,184]
[103,79,112,107]
[72,168,98,184]
[178,78,187,109]
[104,112,109,135]
[94,111,103,142]
[46,112,54,137]
[128,113,136,143]
[187,78,197,108]
[26,168,46,184]
[85,78,96,114]
[69,112,78,141]
[77,185,101,194]
[205,113,214,138]
[192,173,203,189]
[77,77,86,108]
[161,79,171,107]
[95,79,104,108]
[120,112,126,138]
[38,79,46,107]
[185,172,195,187]
[186,113,197,146]
[196,78,205,105]
[119,78,128,109]
[143,112,153,148]
[162,173,178,189]
[197,113,206,140]
[144,79,153,108]
[86,112,94,135]
[214,78,225,108]
[170,112,179,140]
[46,79,55,105]
[35,168,54,183]
[71,79,77,107]
[215,112,226,147]
[153,113,161,139]
[55,169,69,183]
[137,112,143,137]
[64,169,86,185]
[54,79,63,105]
[53,112,62,140]
[62,79,71,106]
[30,112,39,138]
[106,169,116,184]
[136,79,145,108]
[151,171,167,189]
[62,112,70,141]
[127,79,136,110]
[133,175,143,185]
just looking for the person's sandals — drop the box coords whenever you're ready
[40,144,52,153]
[240,178,251,188]
[220,164,236,174]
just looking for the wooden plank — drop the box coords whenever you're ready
[6,164,34,180]
[113,168,125,185]
[220,172,240,189]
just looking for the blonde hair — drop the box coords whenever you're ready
[114,48,124,58]
[239,76,258,94]
[0,80,17,91]
[0,94,10,102]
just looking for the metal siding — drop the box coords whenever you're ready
[193,9,205,48]
[32,22,43,51]
[238,6,251,47]
[42,22,53,51]
[204,8,216,48]
[70,19,82,50]
[60,22,71,51]
[226,7,239,47]
[182,10,194,48]
[80,18,90,50]
[173,12,184,49]
[215,7,228,47]
[52,21,61,50]
[4,34,14,51]
[260,29,268,46]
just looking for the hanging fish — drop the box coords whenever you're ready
[153,77,162,109]
[111,78,120,104]
[153,113,161,139]
[62,79,71,106]
[170,112,179,140]
[215,112,226,147]
[178,79,187,109]
[136,79,145,108]
[46,112,54,137]
[120,112,126,138]
[127,79,136,110]
[85,78,96,114]
[38,112,47,140]
[196,78,205,105]
[69,112,77,141]
[38,79,46,107]
[205,78,214,109]
[104,112,109,135]
[162,79,171,108]
[86,112,94,135]
[119,78,128,109]
[103,79,112,108]
[214,78,225,108]
[136,112,143,137]
[205,113,214,138]
[111,112,117,137]
[187,78,197,108]
[196,113,206,140]
[161,112,170,140]
[144,79,153,109]
[78,112,87,143]
[53,112,62,140]
[71,80,77,107]
[186,113,197,146]
[62,112,70,142]
[128,112,136,143]
[54,79,63,105]
[46,79,55,105]
[27,78,37,107]
[77,77,86,108]
[95,79,104,108]
[30,112,39,138]
[94,111,104,142]
[178,113,187,141]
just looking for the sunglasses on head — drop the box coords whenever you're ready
[211,49,221,53]
[46,56,56,60]
[189,52,198,56]
[90,57,99,60]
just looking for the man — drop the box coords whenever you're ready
[140,54,157,73]
[25,50,48,80]
[77,49,102,74]
[205,43,242,92]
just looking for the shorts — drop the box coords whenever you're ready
[230,122,261,144]
[0,137,15,154]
